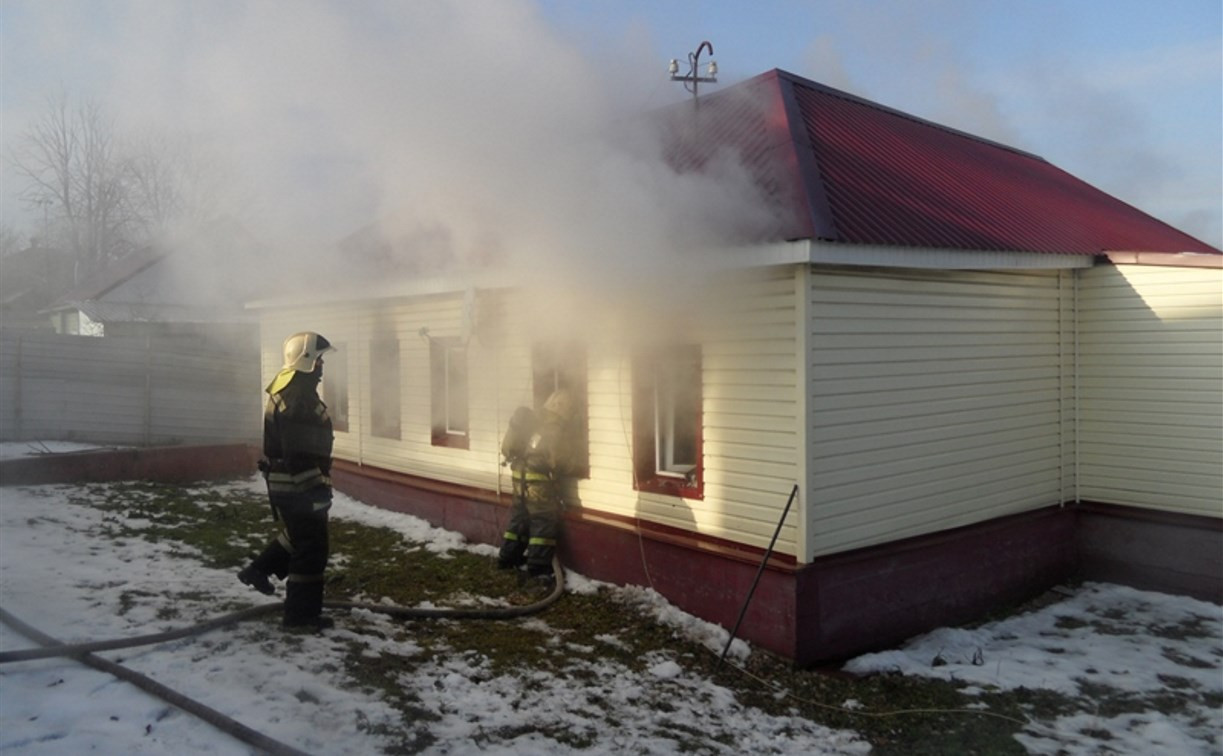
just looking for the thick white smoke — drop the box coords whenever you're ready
[6,0,777,309]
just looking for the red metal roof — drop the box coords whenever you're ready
[662,69,1220,256]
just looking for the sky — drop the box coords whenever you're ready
[1,0,1219,279]
[1,441,1221,755]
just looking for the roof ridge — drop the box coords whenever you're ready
[768,70,838,241]
[770,68,1047,163]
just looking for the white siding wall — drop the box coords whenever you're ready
[261,295,520,493]
[1077,264,1223,516]
[571,267,802,554]
[806,267,1073,556]
[258,259,1221,563]
[259,267,804,555]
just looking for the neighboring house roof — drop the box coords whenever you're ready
[661,69,1220,256]
[0,246,77,315]
[44,246,257,325]
[45,249,167,312]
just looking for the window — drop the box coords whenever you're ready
[532,342,589,477]
[431,338,469,448]
[370,338,401,439]
[321,342,349,432]
[632,345,702,498]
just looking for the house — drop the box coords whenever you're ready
[251,69,1221,665]
[0,245,76,332]
[42,244,259,344]
[2,225,268,447]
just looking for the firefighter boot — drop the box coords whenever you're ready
[249,538,292,581]
[283,578,332,632]
[237,565,275,595]
[497,534,527,570]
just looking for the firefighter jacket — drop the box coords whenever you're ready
[263,371,333,500]
[504,407,573,482]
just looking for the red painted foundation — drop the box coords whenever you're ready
[1076,501,1223,604]
[4,448,1219,666]
[328,460,1080,665]
[0,444,260,486]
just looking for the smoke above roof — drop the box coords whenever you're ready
[10,1,779,306]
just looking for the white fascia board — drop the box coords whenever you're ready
[704,240,1095,272]
[245,270,516,310]
[805,241,1095,270]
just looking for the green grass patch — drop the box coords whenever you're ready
[38,478,1218,755]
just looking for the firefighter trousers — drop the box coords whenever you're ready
[498,477,561,575]
[250,493,331,624]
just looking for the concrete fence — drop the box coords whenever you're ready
[0,329,260,447]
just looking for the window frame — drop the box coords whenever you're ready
[430,338,469,449]
[632,344,703,499]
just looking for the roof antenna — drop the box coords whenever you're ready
[668,41,718,104]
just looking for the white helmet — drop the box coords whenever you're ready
[282,331,335,373]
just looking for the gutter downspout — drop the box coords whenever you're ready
[795,262,815,562]
[357,318,365,467]
[1073,269,1080,504]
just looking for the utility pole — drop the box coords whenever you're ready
[669,41,718,104]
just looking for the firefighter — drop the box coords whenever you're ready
[238,331,336,631]
[497,388,576,585]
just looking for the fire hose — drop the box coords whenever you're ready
[0,557,564,664]
[0,558,564,755]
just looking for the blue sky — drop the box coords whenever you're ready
[2,0,1220,250]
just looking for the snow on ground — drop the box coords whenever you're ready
[0,477,866,755]
[1,470,1220,755]
[845,583,1223,755]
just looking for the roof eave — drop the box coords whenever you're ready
[1102,250,1223,268]
[694,240,1096,273]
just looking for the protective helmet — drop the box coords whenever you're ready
[282,331,335,373]
[542,388,575,422]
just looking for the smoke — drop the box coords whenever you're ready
[5,0,780,314]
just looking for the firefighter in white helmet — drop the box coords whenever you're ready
[497,388,577,585]
[238,331,337,631]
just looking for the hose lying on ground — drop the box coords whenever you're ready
[0,606,312,756]
[0,557,564,665]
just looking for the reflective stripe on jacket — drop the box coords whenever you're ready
[266,467,332,494]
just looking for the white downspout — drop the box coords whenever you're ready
[795,263,815,563]
[1073,269,1080,504]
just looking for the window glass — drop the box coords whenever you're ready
[370,338,401,439]
[431,338,469,448]
[655,353,700,475]
[444,342,468,435]
[633,345,702,498]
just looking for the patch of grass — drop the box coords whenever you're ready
[48,478,1219,755]
[1149,614,1218,641]
[1161,646,1216,669]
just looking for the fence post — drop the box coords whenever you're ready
[14,334,23,440]
[144,334,153,446]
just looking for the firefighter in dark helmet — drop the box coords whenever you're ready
[238,331,336,631]
[498,388,576,584]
